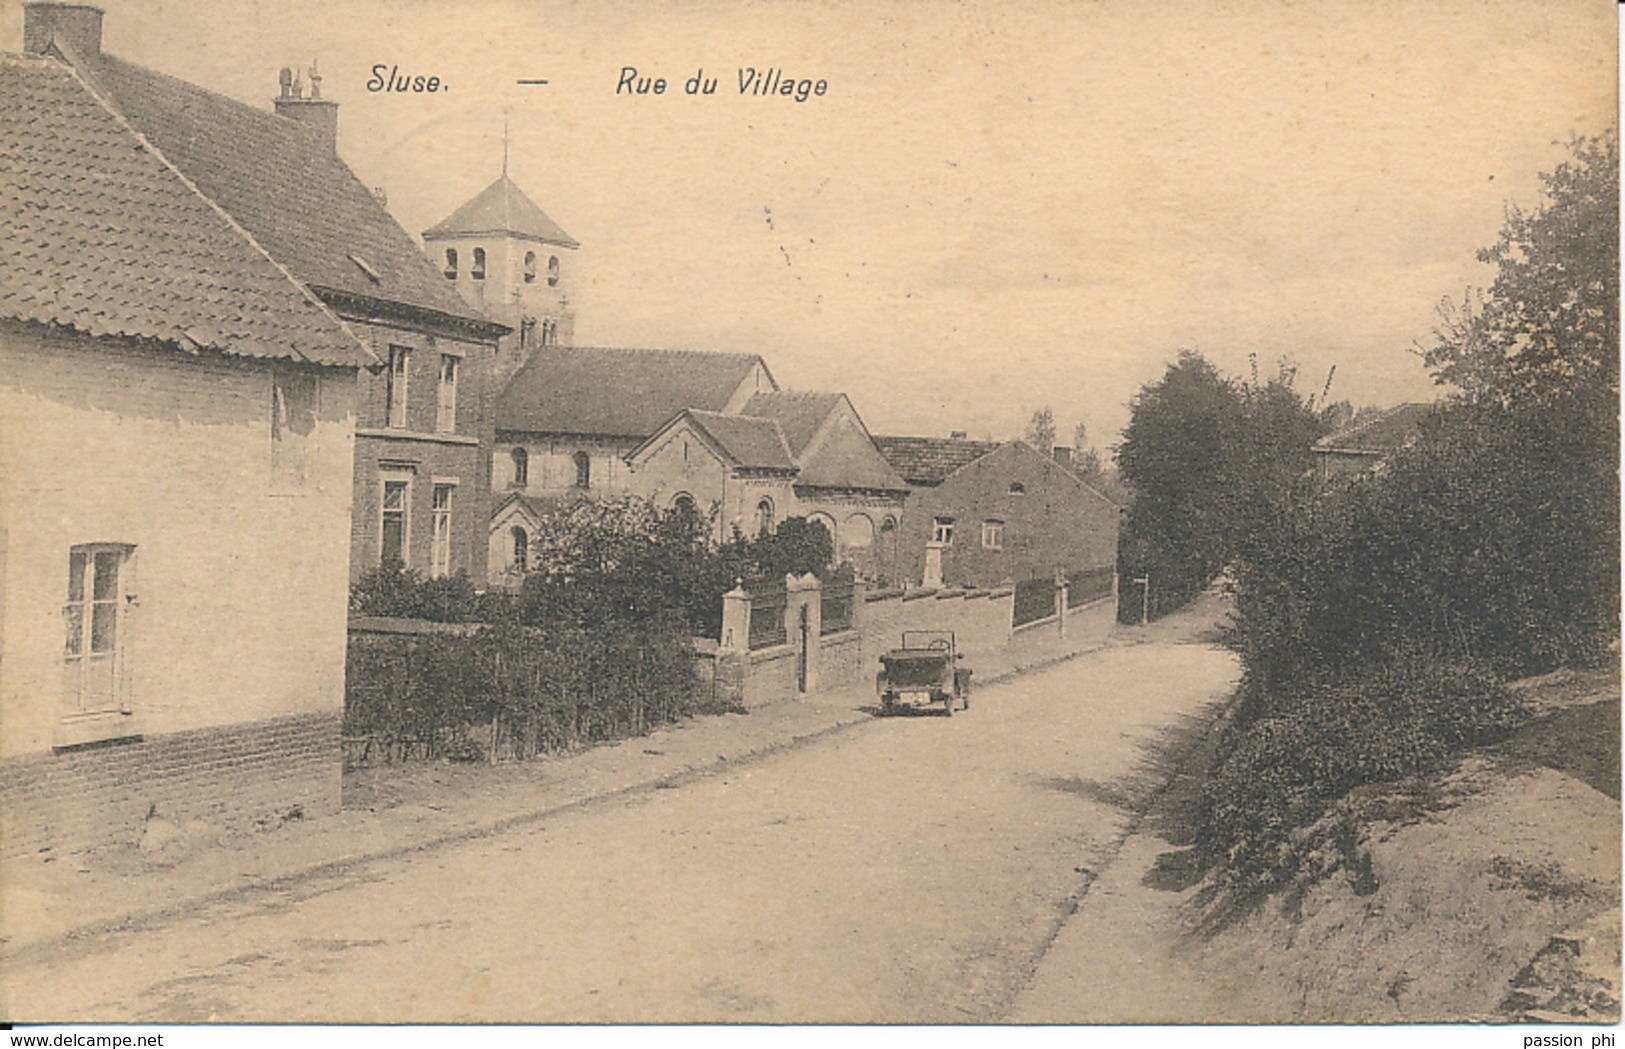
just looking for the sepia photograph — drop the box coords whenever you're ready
[0,0,1618,1033]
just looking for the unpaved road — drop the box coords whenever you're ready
[6,634,1237,1023]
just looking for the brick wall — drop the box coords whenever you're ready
[0,711,341,860]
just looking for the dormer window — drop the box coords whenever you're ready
[523,251,537,284]
[547,255,560,287]
[472,247,486,281]
[443,248,458,280]
[1009,482,1026,496]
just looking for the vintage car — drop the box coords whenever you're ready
[876,630,973,716]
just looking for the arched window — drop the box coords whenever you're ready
[510,527,529,572]
[443,248,458,280]
[523,251,537,284]
[807,512,837,548]
[573,450,591,489]
[672,493,696,515]
[547,255,560,287]
[472,247,487,281]
[510,447,528,487]
[755,498,775,536]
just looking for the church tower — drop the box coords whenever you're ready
[423,172,579,389]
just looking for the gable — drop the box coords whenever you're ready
[797,400,910,491]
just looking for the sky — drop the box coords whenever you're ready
[5,0,1615,450]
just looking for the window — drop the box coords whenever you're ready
[547,255,560,287]
[672,493,697,515]
[982,519,1005,550]
[381,479,410,566]
[62,544,132,715]
[932,517,955,545]
[436,354,459,433]
[524,251,537,284]
[510,447,529,488]
[1009,482,1026,496]
[271,367,318,488]
[430,484,454,578]
[443,248,458,280]
[511,527,529,572]
[472,247,486,281]
[756,498,775,537]
[573,450,591,489]
[385,345,410,429]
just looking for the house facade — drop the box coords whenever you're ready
[0,21,371,855]
[55,9,508,584]
[626,410,802,540]
[488,346,777,583]
[874,437,1121,590]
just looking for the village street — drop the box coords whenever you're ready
[6,624,1237,1024]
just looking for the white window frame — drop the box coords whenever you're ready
[932,517,956,545]
[982,519,1005,550]
[430,483,454,578]
[385,345,411,429]
[436,353,459,433]
[380,476,412,567]
[62,543,135,718]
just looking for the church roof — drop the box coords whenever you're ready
[424,174,579,248]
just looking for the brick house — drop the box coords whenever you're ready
[0,26,374,855]
[37,3,510,584]
[737,392,910,584]
[874,437,1121,590]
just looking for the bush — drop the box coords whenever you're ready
[350,565,492,623]
[1196,659,1523,892]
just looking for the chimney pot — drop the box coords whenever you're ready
[1052,446,1073,464]
[950,430,967,440]
[23,3,104,56]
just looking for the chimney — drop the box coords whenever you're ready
[24,3,104,56]
[274,60,339,152]
[1052,446,1073,465]
[949,430,968,440]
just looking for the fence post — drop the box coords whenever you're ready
[851,574,867,665]
[721,580,750,653]
[1057,573,1069,637]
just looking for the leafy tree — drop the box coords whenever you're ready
[1422,131,1618,421]
[1115,350,1326,619]
[1025,405,1056,453]
[1070,421,1104,481]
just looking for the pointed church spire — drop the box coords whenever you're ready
[501,110,510,178]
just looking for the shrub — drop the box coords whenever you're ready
[1196,659,1523,892]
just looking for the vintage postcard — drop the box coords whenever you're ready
[0,0,1617,1036]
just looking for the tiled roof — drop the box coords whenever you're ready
[686,410,797,471]
[497,346,771,438]
[741,391,844,456]
[0,51,367,367]
[75,51,492,330]
[872,435,1003,485]
[1315,402,1435,455]
[424,175,579,248]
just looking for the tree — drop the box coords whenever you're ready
[1025,406,1056,453]
[1115,350,1326,619]
[1423,131,1618,423]
[1071,421,1103,480]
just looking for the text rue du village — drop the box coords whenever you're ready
[617,67,830,103]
